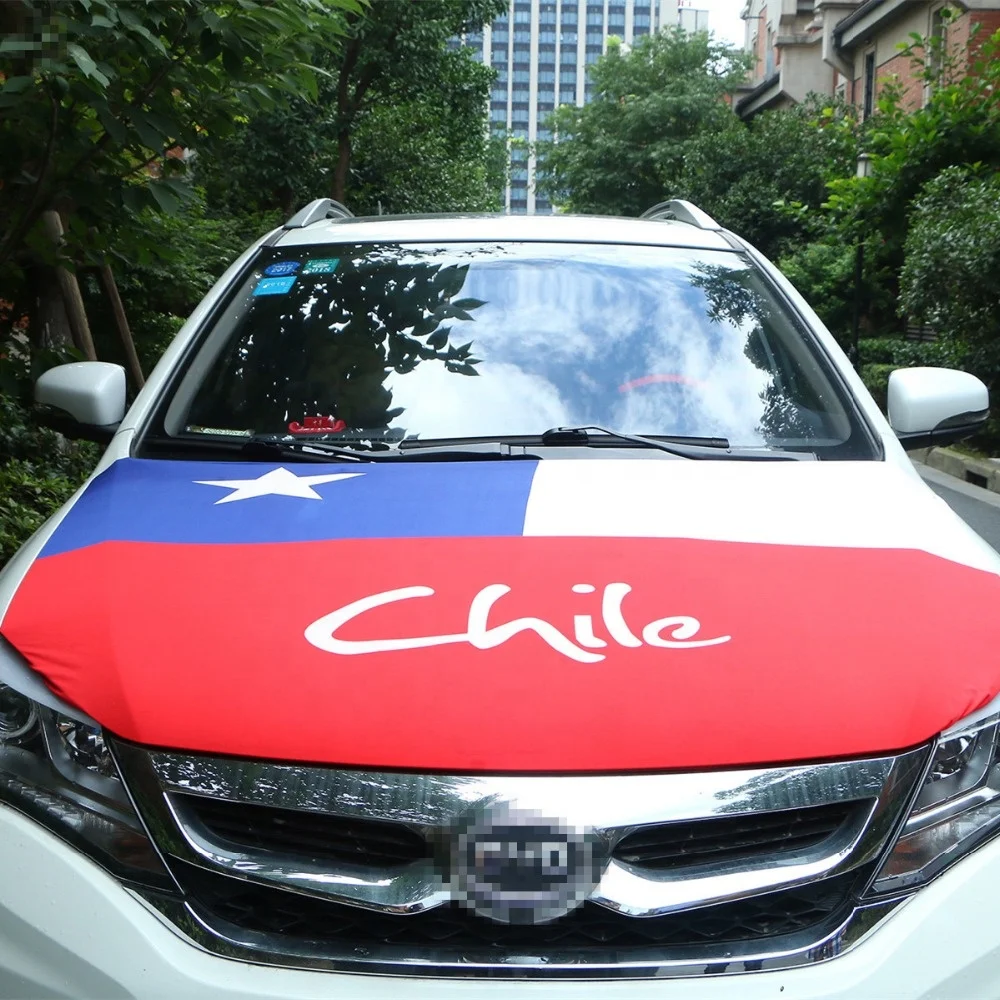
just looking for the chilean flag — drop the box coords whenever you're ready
[3,456,1000,771]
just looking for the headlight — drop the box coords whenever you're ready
[0,639,170,888]
[871,707,1000,894]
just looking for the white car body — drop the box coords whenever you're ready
[2,208,1000,999]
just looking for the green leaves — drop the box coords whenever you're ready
[0,0,359,274]
[66,42,110,86]
[534,28,751,216]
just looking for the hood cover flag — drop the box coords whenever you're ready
[3,457,1000,771]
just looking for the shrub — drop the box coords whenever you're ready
[857,336,963,368]
[679,97,861,260]
[859,363,896,412]
[0,457,88,567]
[777,240,856,344]
[900,166,1000,358]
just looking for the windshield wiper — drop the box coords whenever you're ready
[538,426,811,460]
[540,425,727,459]
[242,437,377,463]
[141,434,378,463]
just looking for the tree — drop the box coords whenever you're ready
[0,0,355,347]
[197,43,506,218]
[900,166,1000,374]
[676,97,860,260]
[327,0,506,203]
[534,30,750,217]
[818,27,1000,335]
[189,246,483,435]
[349,49,507,215]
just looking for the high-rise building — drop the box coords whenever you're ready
[677,1,709,35]
[458,0,709,214]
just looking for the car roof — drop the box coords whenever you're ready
[275,212,735,251]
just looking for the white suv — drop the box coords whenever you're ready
[1,199,999,999]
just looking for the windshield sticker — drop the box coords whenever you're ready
[263,261,301,277]
[288,415,347,434]
[302,258,340,275]
[253,275,297,296]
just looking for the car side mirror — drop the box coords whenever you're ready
[888,367,988,450]
[34,362,126,442]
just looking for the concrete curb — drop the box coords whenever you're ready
[907,446,1000,494]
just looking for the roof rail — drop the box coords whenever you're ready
[283,198,354,229]
[640,199,721,231]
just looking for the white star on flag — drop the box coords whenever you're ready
[194,467,363,504]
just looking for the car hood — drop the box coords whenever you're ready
[3,456,1000,771]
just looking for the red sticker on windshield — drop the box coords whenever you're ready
[288,416,347,434]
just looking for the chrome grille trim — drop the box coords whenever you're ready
[128,886,911,979]
[113,743,927,919]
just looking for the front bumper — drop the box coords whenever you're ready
[3,803,1000,1000]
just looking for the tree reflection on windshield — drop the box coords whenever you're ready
[189,245,483,437]
[689,262,836,445]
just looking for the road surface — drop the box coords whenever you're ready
[914,461,1000,554]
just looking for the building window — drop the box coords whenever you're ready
[560,69,577,82]
[560,46,577,62]
[513,69,530,82]
[559,87,576,102]
[538,69,556,82]
[927,6,948,93]
[514,7,531,22]
[862,49,876,119]
[492,29,508,43]
[561,30,578,44]
[633,24,649,34]
[537,127,553,140]
[539,31,557,43]
[585,49,601,62]
[490,108,507,121]
[540,8,557,23]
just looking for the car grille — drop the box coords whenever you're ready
[174,857,858,952]
[613,801,858,871]
[175,794,429,868]
[178,794,857,875]
[113,742,927,977]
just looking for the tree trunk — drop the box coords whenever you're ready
[332,130,351,203]
[26,264,74,352]
[99,261,144,390]
[40,210,97,361]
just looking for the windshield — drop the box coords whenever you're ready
[156,241,874,458]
